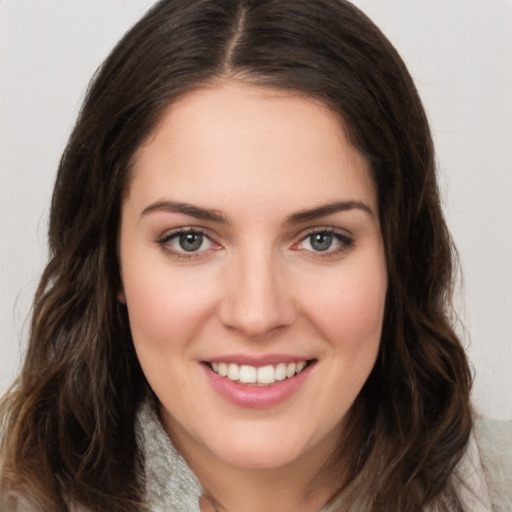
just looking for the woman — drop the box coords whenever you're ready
[0,1,509,511]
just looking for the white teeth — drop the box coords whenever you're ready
[275,363,287,381]
[257,365,275,384]
[210,360,309,384]
[227,363,239,381]
[218,362,227,377]
[296,361,307,373]
[239,365,257,384]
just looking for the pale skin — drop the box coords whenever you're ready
[118,80,388,512]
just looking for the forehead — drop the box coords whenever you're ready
[127,81,376,218]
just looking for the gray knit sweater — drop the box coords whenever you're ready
[5,402,510,511]
[136,401,512,512]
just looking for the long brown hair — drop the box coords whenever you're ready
[0,1,472,510]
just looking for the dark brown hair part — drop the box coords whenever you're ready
[0,1,472,511]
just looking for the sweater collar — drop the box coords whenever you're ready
[136,399,493,512]
[136,399,203,511]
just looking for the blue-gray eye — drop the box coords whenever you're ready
[157,229,215,258]
[298,230,353,254]
[309,232,333,251]
[178,232,204,252]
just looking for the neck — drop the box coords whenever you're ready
[165,419,342,512]
[204,463,333,511]
[197,452,336,512]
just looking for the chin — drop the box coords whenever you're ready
[204,425,317,470]
[218,444,306,470]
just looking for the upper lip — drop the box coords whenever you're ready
[203,354,315,367]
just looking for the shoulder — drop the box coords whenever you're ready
[474,417,512,512]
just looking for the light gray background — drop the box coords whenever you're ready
[1,1,511,420]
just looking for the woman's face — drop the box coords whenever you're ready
[118,81,387,473]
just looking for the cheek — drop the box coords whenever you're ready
[121,261,219,352]
[305,259,387,345]
[307,259,386,419]
[122,266,220,406]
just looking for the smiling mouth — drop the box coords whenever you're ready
[204,360,316,386]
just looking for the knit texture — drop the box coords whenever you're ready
[474,417,512,512]
[136,401,509,512]
[136,401,203,512]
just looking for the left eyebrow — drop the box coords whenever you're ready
[285,201,374,225]
[140,200,227,223]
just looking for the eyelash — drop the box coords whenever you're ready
[156,227,354,261]
[156,227,218,261]
[294,228,354,259]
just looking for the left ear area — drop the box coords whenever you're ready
[117,289,127,304]
[117,263,126,303]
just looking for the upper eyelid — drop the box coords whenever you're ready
[158,226,212,241]
[296,226,352,241]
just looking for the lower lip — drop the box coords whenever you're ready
[202,362,314,408]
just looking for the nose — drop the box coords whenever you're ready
[218,247,297,338]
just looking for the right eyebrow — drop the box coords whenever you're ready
[285,200,374,225]
[140,200,227,223]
